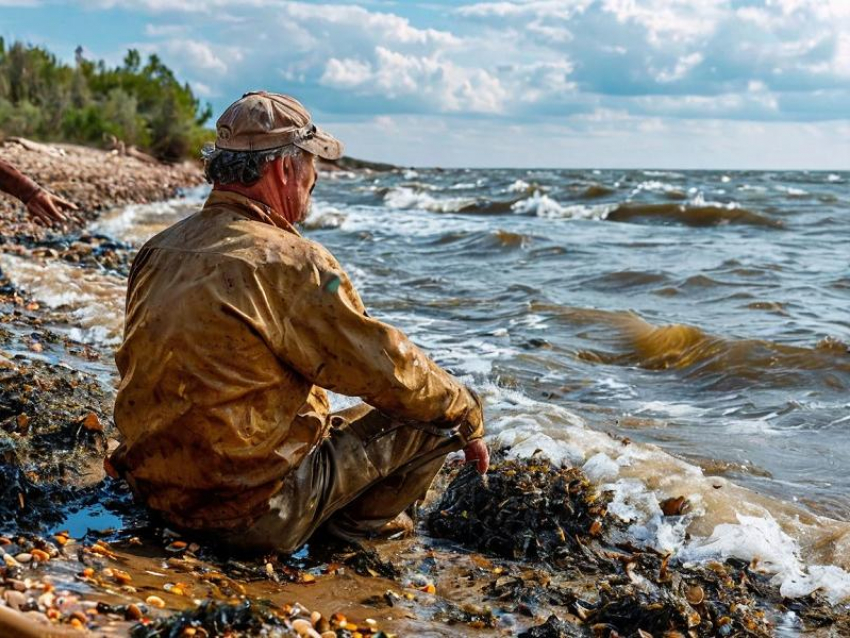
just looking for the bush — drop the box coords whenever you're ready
[0,39,213,162]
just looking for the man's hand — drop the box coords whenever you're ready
[26,189,78,226]
[464,438,489,474]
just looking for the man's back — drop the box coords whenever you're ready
[112,191,333,529]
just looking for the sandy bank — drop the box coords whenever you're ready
[0,139,204,237]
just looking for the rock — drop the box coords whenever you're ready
[3,589,27,610]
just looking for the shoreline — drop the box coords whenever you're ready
[0,143,848,636]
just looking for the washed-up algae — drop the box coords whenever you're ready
[427,459,615,567]
[0,355,111,532]
[426,459,832,637]
[130,599,394,637]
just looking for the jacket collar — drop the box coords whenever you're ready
[203,189,302,237]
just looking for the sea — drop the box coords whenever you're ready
[2,166,849,607]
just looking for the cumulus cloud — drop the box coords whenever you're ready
[51,0,849,166]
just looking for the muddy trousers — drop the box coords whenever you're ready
[222,404,466,554]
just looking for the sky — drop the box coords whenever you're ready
[2,0,850,169]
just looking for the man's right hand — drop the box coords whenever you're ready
[464,438,489,474]
[26,189,77,226]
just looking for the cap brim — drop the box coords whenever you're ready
[295,127,344,160]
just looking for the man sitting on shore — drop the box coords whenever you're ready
[108,91,488,552]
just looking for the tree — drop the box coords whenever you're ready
[0,41,213,161]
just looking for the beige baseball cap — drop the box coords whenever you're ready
[214,91,343,159]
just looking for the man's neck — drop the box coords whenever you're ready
[214,182,299,229]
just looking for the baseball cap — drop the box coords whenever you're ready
[214,91,343,160]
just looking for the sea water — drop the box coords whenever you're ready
[4,168,850,602]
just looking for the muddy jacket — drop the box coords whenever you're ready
[110,190,482,530]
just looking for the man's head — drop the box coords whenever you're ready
[203,91,343,225]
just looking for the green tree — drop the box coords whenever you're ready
[0,41,213,161]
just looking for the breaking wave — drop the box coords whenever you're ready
[606,202,783,228]
[383,185,781,229]
[534,304,850,390]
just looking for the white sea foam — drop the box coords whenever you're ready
[480,384,850,603]
[303,201,348,229]
[0,253,126,346]
[776,185,809,197]
[511,192,616,220]
[90,185,208,246]
[383,186,473,213]
[642,170,685,179]
[631,180,680,195]
[635,400,705,418]
[506,179,531,193]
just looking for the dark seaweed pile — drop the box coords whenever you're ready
[130,600,293,638]
[0,356,111,532]
[428,460,788,637]
[427,460,613,565]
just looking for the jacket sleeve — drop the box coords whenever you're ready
[267,252,483,434]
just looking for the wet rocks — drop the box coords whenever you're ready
[130,599,393,638]
[0,140,203,238]
[0,357,111,532]
[519,615,583,638]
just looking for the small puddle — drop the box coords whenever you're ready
[52,502,124,539]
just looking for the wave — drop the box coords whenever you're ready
[0,253,126,346]
[578,183,615,199]
[511,192,617,219]
[533,304,850,390]
[606,202,783,228]
[383,185,520,215]
[382,186,782,230]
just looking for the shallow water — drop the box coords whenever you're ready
[311,168,850,519]
[4,169,850,602]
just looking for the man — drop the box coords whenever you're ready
[0,158,77,225]
[109,91,488,552]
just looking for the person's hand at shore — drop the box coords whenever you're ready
[464,438,489,474]
[26,189,78,226]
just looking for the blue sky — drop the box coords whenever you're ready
[2,0,849,169]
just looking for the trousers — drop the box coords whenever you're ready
[221,404,466,553]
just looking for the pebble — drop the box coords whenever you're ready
[291,618,321,638]
[15,553,32,564]
[30,549,50,562]
[3,589,27,610]
[125,603,143,621]
[145,595,166,608]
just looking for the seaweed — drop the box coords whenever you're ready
[130,600,292,638]
[519,615,583,638]
[428,459,779,637]
[426,460,614,567]
[0,358,111,532]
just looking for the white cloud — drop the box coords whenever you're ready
[161,39,229,74]
[58,0,850,166]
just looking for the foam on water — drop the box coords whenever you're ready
[0,253,126,345]
[383,185,475,213]
[89,185,209,245]
[481,384,850,602]
[511,192,616,219]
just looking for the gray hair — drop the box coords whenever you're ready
[202,144,310,185]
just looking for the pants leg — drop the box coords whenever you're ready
[222,405,464,553]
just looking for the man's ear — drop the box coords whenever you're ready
[270,156,288,186]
